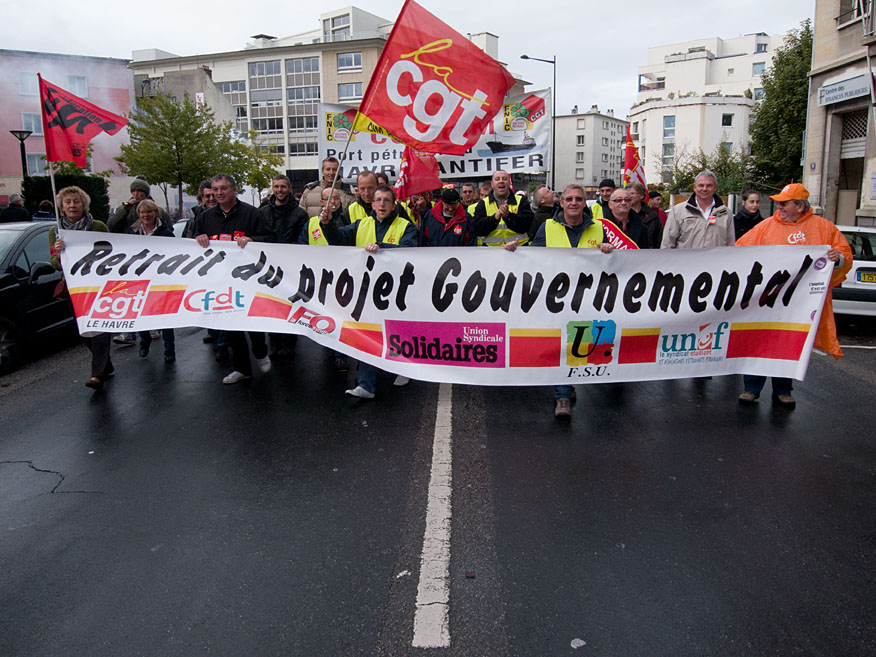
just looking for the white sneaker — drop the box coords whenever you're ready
[256,356,272,373]
[223,371,250,385]
[345,386,375,399]
[393,375,410,387]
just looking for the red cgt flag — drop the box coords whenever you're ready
[357,0,516,155]
[394,146,443,202]
[38,74,128,167]
[623,123,647,189]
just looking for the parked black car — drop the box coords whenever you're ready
[0,222,77,373]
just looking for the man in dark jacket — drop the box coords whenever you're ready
[528,185,562,241]
[193,173,275,385]
[108,176,172,233]
[1,194,30,222]
[472,170,534,245]
[259,174,308,358]
[419,188,478,246]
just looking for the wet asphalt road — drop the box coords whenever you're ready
[0,324,874,656]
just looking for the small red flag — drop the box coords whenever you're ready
[357,0,515,155]
[623,123,647,189]
[394,146,443,202]
[38,74,128,167]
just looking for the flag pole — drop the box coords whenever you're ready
[49,161,61,233]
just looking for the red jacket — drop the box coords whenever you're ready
[419,201,477,247]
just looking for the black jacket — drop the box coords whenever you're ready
[614,212,651,249]
[192,200,274,242]
[0,204,31,223]
[472,192,534,236]
[419,202,478,247]
[633,206,662,249]
[258,195,309,244]
[528,203,562,241]
[733,208,762,241]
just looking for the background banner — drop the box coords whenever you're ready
[320,89,551,183]
[60,231,833,386]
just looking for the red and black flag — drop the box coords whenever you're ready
[38,74,127,167]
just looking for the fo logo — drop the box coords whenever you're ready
[91,280,149,320]
[566,320,616,367]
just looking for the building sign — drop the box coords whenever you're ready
[817,74,871,106]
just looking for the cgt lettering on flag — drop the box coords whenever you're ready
[357,0,516,155]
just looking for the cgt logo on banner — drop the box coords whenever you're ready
[356,0,516,155]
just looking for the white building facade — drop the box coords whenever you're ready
[628,33,784,183]
[554,106,627,195]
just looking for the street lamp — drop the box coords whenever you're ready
[9,130,32,178]
[520,54,556,190]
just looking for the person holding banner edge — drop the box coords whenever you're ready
[504,184,613,418]
[317,184,418,399]
[49,186,114,391]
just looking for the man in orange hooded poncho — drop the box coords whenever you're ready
[735,183,852,408]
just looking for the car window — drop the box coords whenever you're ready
[21,231,51,268]
[842,231,876,262]
[0,230,19,262]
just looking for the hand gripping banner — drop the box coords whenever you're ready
[60,232,835,386]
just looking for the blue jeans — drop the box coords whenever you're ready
[357,362,377,393]
[743,375,793,396]
[139,329,175,354]
[554,385,574,402]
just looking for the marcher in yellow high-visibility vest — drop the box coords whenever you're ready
[300,186,344,246]
[342,170,410,226]
[504,184,614,420]
[317,184,419,399]
[472,170,534,246]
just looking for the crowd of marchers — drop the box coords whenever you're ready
[46,157,853,420]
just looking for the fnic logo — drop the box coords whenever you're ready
[566,320,616,367]
[184,287,245,313]
[91,280,149,320]
[660,322,729,355]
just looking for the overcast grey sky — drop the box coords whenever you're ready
[7,0,814,117]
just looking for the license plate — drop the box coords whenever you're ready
[859,271,876,283]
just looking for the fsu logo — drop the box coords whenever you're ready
[91,280,149,320]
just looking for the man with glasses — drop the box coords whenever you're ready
[607,189,651,249]
[661,170,734,249]
[316,184,418,399]
[504,184,613,419]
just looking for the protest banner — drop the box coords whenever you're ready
[60,231,833,386]
[320,89,551,183]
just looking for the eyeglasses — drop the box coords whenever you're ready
[610,198,633,204]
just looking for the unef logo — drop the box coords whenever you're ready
[184,288,245,312]
[661,322,729,353]
[91,280,149,320]
[566,320,616,367]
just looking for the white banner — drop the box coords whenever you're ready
[60,231,834,386]
[319,89,552,183]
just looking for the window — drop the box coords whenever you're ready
[325,13,351,41]
[575,168,585,179]
[288,86,320,103]
[19,72,38,96]
[603,121,609,129]
[721,113,733,127]
[576,152,585,163]
[728,68,735,76]
[68,75,87,98]
[576,135,585,146]
[22,113,43,135]
[602,137,609,146]
[601,153,609,162]
[250,117,284,134]
[663,115,675,138]
[721,142,733,154]
[218,80,248,134]
[337,52,362,72]
[756,43,767,53]
[27,153,47,175]
[752,62,765,76]
[338,82,362,101]
[576,118,586,129]
[288,141,318,156]
[249,59,282,91]
[662,143,675,167]
[754,87,765,101]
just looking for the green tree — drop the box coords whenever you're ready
[749,19,813,187]
[661,143,756,196]
[116,93,281,218]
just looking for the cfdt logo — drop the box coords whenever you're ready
[184,288,245,313]
[91,280,149,320]
[566,320,616,367]
[661,322,729,353]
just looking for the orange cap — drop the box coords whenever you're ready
[770,183,809,202]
